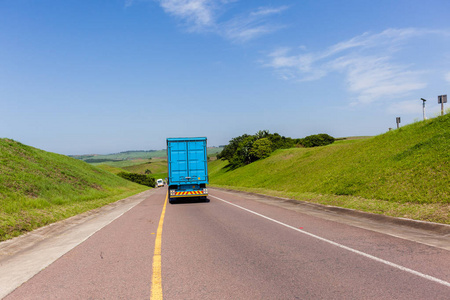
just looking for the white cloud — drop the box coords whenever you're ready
[330,55,426,104]
[157,0,218,29]
[250,6,289,17]
[265,28,449,105]
[154,1,288,41]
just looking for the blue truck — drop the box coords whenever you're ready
[166,137,209,203]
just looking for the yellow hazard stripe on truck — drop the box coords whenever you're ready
[175,191,203,195]
[172,191,208,198]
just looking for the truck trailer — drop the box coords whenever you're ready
[166,137,209,203]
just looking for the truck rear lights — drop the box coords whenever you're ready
[202,188,208,194]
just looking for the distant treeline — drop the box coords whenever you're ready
[84,159,123,163]
[217,130,334,168]
[114,150,157,154]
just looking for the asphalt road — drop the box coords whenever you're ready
[3,188,450,299]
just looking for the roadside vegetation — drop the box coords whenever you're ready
[117,172,156,187]
[210,114,450,224]
[217,130,334,169]
[0,139,149,241]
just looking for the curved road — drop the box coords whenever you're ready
[4,188,450,299]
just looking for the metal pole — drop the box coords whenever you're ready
[424,101,426,120]
[438,95,447,116]
[420,98,427,120]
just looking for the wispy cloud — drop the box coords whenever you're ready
[157,0,218,30]
[153,0,288,41]
[222,6,288,42]
[265,28,448,105]
[330,55,426,105]
[250,6,288,17]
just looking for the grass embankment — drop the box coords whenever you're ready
[0,139,149,241]
[210,115,449,224]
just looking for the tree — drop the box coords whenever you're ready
[217,134,250,161]
[230,136,257,168]
[217,130,298,168]
[268,133,295,150]
[250,138,273,160]
[217,130,335,170]
[255,130,270,139]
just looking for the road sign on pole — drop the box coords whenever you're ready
[396,117,401,129]
[438,95,447,116]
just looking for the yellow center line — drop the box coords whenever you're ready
[151,192,168,300]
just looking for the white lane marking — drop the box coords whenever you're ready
[210,195,450,288]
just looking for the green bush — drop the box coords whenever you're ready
[299,133,335,147]
[117,172,155,187]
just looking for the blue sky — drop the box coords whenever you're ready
[1,0,449,155]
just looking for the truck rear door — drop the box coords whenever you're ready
[168,139,207,185]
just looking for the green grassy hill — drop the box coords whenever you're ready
[0,139,149,241]
[210,114,450,224]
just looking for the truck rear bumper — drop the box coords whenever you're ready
[171,191,208,198]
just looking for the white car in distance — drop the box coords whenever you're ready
[156,179,164,187]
